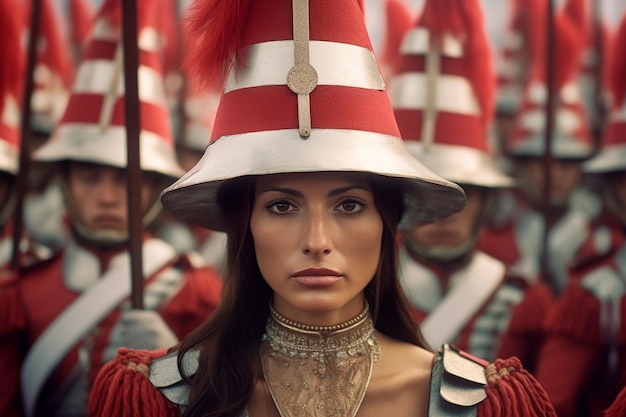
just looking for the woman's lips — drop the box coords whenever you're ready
[291,268,343,286]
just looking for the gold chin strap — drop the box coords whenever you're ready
[287,0,318,138]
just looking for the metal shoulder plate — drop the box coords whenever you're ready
[149,350,199,411]
[428,344,488,417]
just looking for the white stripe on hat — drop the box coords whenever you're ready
[225,41,385,93]
[389,73,480,115]
[401,27,464,58]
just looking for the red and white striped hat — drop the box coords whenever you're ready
[0,0,24,175]
[507,0,594,159]
[34,0,184,179]
[388,0,513,188]
[161,0,465,232]
[583,13,626,173]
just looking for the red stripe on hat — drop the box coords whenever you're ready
[241,0,372,49]
[61,94,172,142]
[0,125,19,148]
[394,109,488,152]
[396,55,475,80]
[81,40,163,72]
[211,85,400,140]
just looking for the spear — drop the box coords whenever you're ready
[540,0,556,291]
[11,0,43,271]
[121,0,144,309]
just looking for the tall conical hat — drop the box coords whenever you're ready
[0,0,25,175]
[33,0,184,179]
[507,0,594,159]
[583,13,626,173]
[388,0,513,188]
[161,0,465,232]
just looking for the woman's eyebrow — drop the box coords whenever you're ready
[257,184,370,197]
[328,185,370,197]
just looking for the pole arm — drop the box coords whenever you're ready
[121,0,144,309]
[11,0,43,271]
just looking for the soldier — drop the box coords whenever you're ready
[0,1,223,416]
[478,0,601,295]
[534,12,626,417]
[388,0,553,367]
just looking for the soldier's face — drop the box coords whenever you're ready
[66,162,153,234]
[404,187,484,249]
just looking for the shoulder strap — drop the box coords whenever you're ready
[420,253,505,348]
[20,239,179,417]
[149,349,198,412]
[428,344,488,417]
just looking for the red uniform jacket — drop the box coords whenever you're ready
[400,247,553,369]
[535,220,626,417]
[0,236,223,417]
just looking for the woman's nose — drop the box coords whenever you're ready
[302,209,332,256]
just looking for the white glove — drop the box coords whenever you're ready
[106,309,179,359]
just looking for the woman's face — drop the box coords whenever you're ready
[250,172,383,325]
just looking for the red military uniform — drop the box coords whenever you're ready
[534,219,626,417]
[399,247,553,368]
[0,236,222,417]
[478,186,603,292]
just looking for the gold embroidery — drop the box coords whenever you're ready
[261,304,380,417]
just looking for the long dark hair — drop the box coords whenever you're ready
[178,173,428,417]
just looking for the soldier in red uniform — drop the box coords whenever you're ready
[534,13,626,417]
[86,0,556,416]
[387,0,553,368]
[478,0,602,296]
[0,1,223,416]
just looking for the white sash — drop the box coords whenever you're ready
[418,252,505,349]
[21,238,178,417]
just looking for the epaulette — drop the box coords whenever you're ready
[149,349,198,411]
[428,344,488,417]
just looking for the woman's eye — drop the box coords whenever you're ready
[267,200,296,214]
[336,199,365,214]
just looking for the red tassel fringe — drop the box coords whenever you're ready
[605,385,626,417]
[479,357,557,416]
[88,348,178,417]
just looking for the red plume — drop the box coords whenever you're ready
[183,0,253,91]
[381,0,415,78]
[418,0,495,125]
[39,0,74,88]
[610,15,626,107]
[526,0,587,90]
[0,0,25,115]
[70,0,94,50]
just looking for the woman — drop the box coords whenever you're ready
[88,0,556,416]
